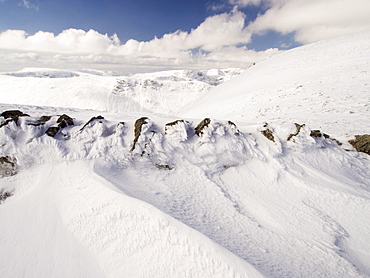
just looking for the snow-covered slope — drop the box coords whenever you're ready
[180,32,370,140]
[0,68,242,115]
[1,32,370,278]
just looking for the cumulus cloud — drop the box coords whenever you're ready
[234,0,370,43]
[0,29,120,53]
[0,9,277,73]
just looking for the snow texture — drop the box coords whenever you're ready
[0,32,370,278]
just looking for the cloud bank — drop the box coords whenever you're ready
[1,1,369,73]
[0,9,278,73]
[232,0,370,43]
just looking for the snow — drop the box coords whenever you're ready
[179,31,370,142]
[0,32,370,277]
[0,68,243,116]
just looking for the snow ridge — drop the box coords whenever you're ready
[1,109,370,277]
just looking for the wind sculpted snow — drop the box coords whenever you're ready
[0,107,369,277]
[0,32,370,277]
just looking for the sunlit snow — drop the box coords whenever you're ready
[0,32,369,278]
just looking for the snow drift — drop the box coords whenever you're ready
[0,31,370,278]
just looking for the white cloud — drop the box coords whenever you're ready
[185,7,251,51]
[229,0,263,6]
[0,9,277,73]
[19,0,39,11]
[239,0,370,43]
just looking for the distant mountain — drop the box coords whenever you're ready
[0,68,243,115]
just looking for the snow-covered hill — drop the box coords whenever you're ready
[180,32,370,141]
[0,32,370,278]
[0,68,243,115]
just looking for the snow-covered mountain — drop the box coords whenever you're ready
[0,68,243,115]
[0,32,369,278]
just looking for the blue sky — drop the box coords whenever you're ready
[0,0,369,73]
[0,0,285,50]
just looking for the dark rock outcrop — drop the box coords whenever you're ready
[45,126,61,137]
[310,130,329,138]
[262,129,275,142]
[349,135,370,155]
[131,117,149,151]
[310,129,342,145]
[195,118,211,136]
[57,114,74,128]
[261,123,275,142]
[0,110,29,127]
[0,110,29,120]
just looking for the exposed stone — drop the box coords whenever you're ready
[310,130,342,145]
[349,135,370,155]
[310,130,323,138]
[80,115,104,131]
[165,119,185,127]
[0,156,16,177]
[195,118,211,136]
[57,114,74,128]
[261,129,275,142]
[287,123,305,141]
[0,119,14,128]
[0,110,29,120]
[45,126,60,137]
[131,117,149,151]
[28,115,51,126]
[228,121,236,127]
[310,130,330,139]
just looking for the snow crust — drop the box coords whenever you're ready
[1,32,370,277]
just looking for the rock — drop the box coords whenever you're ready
[287,123,305,141]
[165,119,185,128]
[57,114,74,128]
[0,110,29,126]
[0,110,29,120]
[310,130,330,139]
[261,123,275,142]
[310,129,342,145]
[0,189,13,204]
[261,129,275,142]
[0,119,14,128]
[28,115,51,126]
[131,117,149,151]
[80,115,104,131]
[165,120,190,142]
[0,156,16,177]
[349,135,370,155]
[195,118,211,136]
[45,126,60,137]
